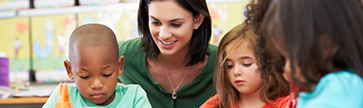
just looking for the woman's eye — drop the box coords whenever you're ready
[103,73,113,77]
[79,76,90,79]
[151,21,161,25]
[171,23,181,27]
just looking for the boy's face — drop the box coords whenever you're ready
[64,46,124,105]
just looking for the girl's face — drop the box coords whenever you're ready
[225,42,263,95]
[271,39,302,83]
[148,1,198,56]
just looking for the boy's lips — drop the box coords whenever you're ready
[90,92,106,99]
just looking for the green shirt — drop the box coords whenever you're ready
[42,83,151,108]
[118,38,217,108]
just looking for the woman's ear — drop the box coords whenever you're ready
[118,56,125,76]
[194,14,205,30]
[64,60,74,80]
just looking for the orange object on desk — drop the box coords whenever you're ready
[55,82,73,108]
[0,97,48,104]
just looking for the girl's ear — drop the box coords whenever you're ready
[118,56,125,76]
[194,14,205,29]
[64,60,74,80]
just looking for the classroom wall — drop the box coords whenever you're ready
[0,0,249,85]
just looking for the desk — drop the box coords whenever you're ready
[0,97,48,108]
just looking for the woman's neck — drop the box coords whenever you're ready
[158,52,189,68]
[238,88,265,108]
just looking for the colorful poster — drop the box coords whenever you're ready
[77,4,139,41]
[31,14,76,82]
[209,1,249,45]
[0,17,30,83]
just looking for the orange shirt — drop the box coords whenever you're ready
[200,94,290,108]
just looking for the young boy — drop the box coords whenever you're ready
[42,24,151,108]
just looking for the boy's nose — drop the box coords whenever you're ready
[90,78,104,89]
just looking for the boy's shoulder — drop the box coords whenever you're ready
[115,83,145,93]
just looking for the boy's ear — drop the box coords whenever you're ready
[118,56,125,76]
[194,14,205,29]
[64,60,74,80]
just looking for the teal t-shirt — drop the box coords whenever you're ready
[42,83,151,108]
[118,38,217,108]
[297,69,363,108]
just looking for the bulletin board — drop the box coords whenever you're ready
[0,17,30,83]
[77,4,139,41]
[30,14,76,82]
[209,1,249,45]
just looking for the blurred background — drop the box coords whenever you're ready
[0,0,249,89]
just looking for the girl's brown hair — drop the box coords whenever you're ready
[214,24,289,108]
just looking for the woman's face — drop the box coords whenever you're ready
[148,1,199,56]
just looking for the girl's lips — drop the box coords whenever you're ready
[235,80,246,85]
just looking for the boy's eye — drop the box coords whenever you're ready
[171,23,181,27]
[79,76,90,79]
[103,73,113,77]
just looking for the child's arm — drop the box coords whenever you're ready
[134,86,152,108]
[42,85,60,108]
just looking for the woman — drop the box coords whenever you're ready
[118,0,216,107]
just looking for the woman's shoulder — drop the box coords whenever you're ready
[208,44,218,52]
[118,38,144,56]
[118,38,142,49]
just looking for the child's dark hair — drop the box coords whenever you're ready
[262,0,363,90]
[244,0,287,91]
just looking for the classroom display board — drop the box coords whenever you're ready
[0,1,248,84]
[0,17,30,84]
[31,14,76,82]
[209,1,249,45]
[77,4,139,41]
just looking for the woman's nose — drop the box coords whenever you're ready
[159,26,172,39]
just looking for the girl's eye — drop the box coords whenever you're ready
[79,76,90,79]
[103,73,113,77]
[243,63,252,67]
[226,65,234,69]
[171,23,181,27]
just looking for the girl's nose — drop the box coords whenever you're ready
[233,66,243,76]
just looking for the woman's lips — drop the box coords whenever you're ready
[159,40,177,49]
